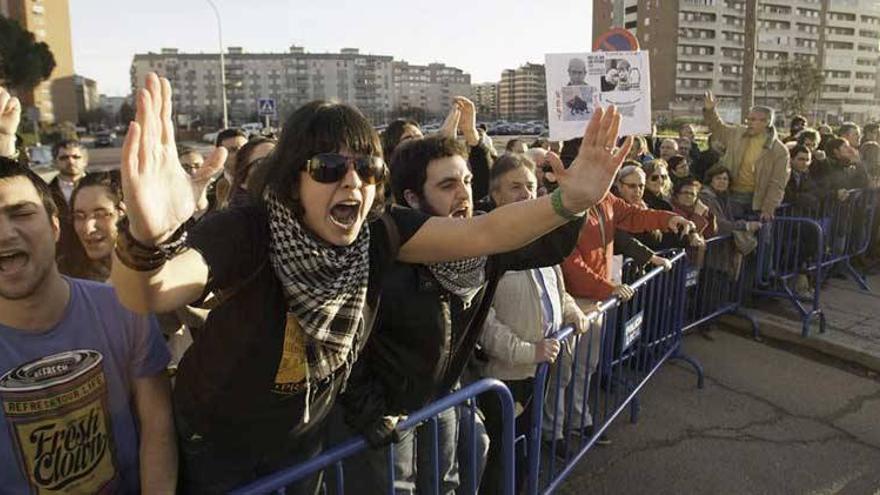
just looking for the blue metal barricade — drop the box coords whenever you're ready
[525,250,702,494]
[231,378,517,495]
[751,188,878,335]
[681,234,760,338]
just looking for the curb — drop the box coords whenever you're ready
[717,314,880,374]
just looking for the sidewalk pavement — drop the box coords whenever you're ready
[722,272,880,373]
[559,331,880,494]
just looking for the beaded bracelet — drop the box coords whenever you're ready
[114,217,195,271]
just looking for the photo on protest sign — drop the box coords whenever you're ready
[545,51,651,140]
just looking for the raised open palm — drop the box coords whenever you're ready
[0,87,21,157]
[546,106,633,212]
[120,73,225,245]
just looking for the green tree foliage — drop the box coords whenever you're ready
[778,60,825,117]
[117,101,135,124]
[0,15,56,91]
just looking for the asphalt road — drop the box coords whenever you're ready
[558,331,880,494]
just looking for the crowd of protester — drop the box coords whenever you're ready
[2,73,880,495]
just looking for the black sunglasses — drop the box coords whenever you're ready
[304,153,386,185]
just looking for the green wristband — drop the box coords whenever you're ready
[551,188,584,222]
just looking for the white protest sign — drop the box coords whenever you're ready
[545,51,652,140]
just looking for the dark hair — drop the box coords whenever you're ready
[52,139,83,159]
[381,119,420,161]
[0,156,58,219]
[70,171,123,212]
[796,128,820,146]
[667,154,688,170]
[490,153,535,192]
[250,100,384,219]
[864,122,880,137]
[703,164,730,184]
[231,136,277,194]
[838,122,860,138]
[560,138,581,168]
[215,128,248,147]
[825,137,847,157]
[391,135,467,205]
[791,115,807,127]
[789,144,811,159]
[673,177,701,195]
[530,138,549,150]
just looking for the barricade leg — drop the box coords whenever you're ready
[456,400,487,495]
[843,258,872,291]
[415,409,460,494]
[669,350,705,389]
[732,308,761,341]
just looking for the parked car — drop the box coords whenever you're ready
[27,145,52,167]
[94,130,116,148]
[202,131,220,144]
[241,122,264,136]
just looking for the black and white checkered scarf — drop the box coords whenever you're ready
[264,191,368,382]
[428,257,487,306]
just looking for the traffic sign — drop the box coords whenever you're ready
[258,98,277,117]
[594,28,640,52]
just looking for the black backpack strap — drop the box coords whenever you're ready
[203,258,269,309]
[380,212,401,260]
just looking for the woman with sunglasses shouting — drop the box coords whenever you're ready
[110,73,631,493]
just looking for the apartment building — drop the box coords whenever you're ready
[132,46,471,125]
[471,82,499,120]
[594,0,880,123]
[1,0,76,123]
[392,61,471,118]
[498,63,547,121]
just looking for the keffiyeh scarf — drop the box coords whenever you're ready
[264,191,369,382]
[428,257,488,306]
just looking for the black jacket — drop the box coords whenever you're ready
[341,216,584,427]
[784,170,821,209]
[812,158,868,193]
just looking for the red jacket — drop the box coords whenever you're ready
[562,194,677,300]
[671,201,717,238]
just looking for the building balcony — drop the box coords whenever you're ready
[678,52,719,62]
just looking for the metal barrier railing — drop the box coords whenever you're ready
[682,234,760,338]
[526,250,703,494]
[230,378,517,495]
[751,188,878,336]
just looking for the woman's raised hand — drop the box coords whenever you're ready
[120,73,226,245]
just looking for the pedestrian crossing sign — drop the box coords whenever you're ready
[258,98,277,117]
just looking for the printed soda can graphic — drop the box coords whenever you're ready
[1,350,118,494]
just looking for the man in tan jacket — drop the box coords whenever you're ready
[703,91,790,221]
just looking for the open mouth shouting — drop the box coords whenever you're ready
[450,204,470,219]
[0,249,28,276]
[328,198,362,229]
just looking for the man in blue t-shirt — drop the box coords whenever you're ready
[0,145,175,494]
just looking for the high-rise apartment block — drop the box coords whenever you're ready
[131,46,471,125]
[471,82,500,120]
[594,0,880,122]
[498,63,547,121]
[1,0,76,123]
[392,61,471,118]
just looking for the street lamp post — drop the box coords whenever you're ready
[206,0,228,129]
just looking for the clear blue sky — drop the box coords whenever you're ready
[69,0,592,96]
